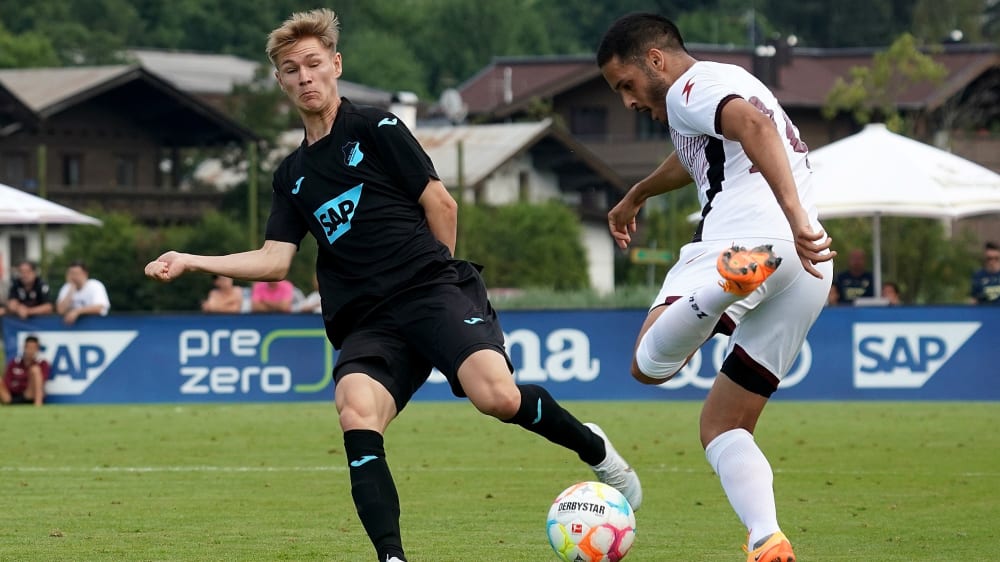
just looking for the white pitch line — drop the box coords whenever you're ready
[0,465,996,477]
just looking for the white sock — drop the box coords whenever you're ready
[705,428,780,548]
[635,284,740,378]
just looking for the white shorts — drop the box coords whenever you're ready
[651,237,832,384]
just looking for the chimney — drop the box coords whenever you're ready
[389,91,419,130]
[768,34,796,68]
[752,44,778,88]
[502,66,513,105]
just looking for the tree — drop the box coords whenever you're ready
[911,0,988,44]
[147,211,249,312]
[822,33,947,132]
[0,23,59,68]
[823,217,979,304]
[49,212,155,313]
[461,202,590,290]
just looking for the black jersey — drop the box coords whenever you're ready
[9,277,50,307]
[265,98,453,346]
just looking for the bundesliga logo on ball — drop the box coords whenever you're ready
[547,481,636,561]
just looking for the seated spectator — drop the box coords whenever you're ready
[251,280,294,313]
[56,260,110,325]
[970,241,1000,305]
[833,248,874,305]
[202,275,244,313]
[8,260,54,319]
[881,282,902,306]
[1,335,50,406]
[295,275,322,314]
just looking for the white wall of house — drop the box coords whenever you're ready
[475,155,560,205]
[0,227,70,297]
[582,223,615,295]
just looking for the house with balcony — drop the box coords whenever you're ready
[0,65,258,225]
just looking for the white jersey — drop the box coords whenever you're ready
[666,61,817,242]
[57,279,110,315]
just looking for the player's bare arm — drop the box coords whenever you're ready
[718,98,835,278]
[145,240,298,283]
[418,179,458,256]
[609,152,692,250]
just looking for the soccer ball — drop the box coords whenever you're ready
[546,481,636,562]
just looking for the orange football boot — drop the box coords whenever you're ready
[744,531,796,562]
[717,244,782,296]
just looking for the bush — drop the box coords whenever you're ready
[460,202,589,290]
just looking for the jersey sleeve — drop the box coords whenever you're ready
[369,114,439,200]
[669,72,741,139]
[264,172,309,246]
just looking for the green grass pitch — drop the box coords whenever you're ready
[0,401,996,561]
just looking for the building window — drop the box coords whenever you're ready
[518,170,530,202]
[9,235,26,266]
[636,113,670,140]
[62,154,83,186]
[2,151,29,189]
[570,106,607,139]
[115,154,138,187]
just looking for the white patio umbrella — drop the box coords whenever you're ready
[0,182,101,225]
[809,123,1000,297]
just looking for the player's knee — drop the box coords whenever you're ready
[337,404,381,432]
[469,387,520,420]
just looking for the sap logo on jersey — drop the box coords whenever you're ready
[853,322,980,389]
[24,330,138,395]
[314,183,363,244]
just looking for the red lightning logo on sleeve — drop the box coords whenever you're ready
[682,78,695,105]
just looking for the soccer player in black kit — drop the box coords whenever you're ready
[145,9,641,562]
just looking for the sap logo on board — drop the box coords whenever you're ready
[853,322,980,389]
[23,331,139,395]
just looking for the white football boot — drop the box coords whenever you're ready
[585,422,643,511]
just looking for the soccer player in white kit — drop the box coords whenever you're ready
[598,13,835,562]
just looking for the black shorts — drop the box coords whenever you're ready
[331,262,512,413]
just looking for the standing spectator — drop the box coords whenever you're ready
[294,275,322,314]
[251,280,295,312]
[881,281,902,306]
[970,241,1000,305]
[833,248,874,305]
[8,261,54,319]
[55,260,110,325]
[202,275,244,313]
[1,335,49,406]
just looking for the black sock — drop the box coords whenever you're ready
[343,429,405,562]
[502,384,606,465]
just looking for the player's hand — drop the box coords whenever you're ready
[607,192,642,250]
[793,224,835,279]
[144,251,190,282]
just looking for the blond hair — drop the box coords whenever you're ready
[266,8,340,67]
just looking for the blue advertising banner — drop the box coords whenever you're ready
[2,306,997,404]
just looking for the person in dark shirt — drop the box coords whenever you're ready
[970,241,1000,305]
[143,9,640,562]
[834,248,874,305]
[7,261,53,319]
